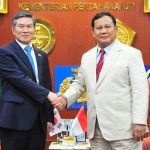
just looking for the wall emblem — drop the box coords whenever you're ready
[32,19,56,54]
[116,19,136,45]
[144,0,150,13]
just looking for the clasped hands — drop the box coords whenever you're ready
[47,92,67,110]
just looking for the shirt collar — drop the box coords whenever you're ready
[15,39,33,50]
[97,39,117,55]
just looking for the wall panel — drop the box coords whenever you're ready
[0,0,150,142]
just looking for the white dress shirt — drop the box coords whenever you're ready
[16,40,39,83]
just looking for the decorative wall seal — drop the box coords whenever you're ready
[116,19,136,45]
[32,19,56,54]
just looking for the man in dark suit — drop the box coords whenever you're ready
[0,11,56,150]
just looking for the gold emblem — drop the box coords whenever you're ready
[144,0,150,13]
[146,69,150,79]
[59,67,87,103]
[0,0,8,14]
[116,19,136,45]
[146,68,150,88]
[31,19,56,54]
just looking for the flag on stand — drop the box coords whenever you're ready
[71,106,87,136]
[49,108,65,137]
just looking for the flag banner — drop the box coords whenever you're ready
[71,106,87,136]
[54,66,87,109]
[49,108,65,137]
[145,66,150,88]
[145,66,150,79]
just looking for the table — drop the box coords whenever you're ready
[49,139,90,149]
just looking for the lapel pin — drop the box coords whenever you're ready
[38,54,41,57]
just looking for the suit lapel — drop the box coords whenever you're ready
[34,48,42,84]
[96,41,122,88]
[12,41,36,80]
[12,41,34,71]
[87,47,97,86]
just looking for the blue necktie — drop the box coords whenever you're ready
[24,45,36,76]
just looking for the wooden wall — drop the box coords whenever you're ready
[0,0,150,141]
[1,0,150,79]
[1,0,150,77]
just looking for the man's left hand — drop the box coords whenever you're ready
[133,124,147,141]
[47,122,53,132]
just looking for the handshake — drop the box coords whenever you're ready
[47,92,67,110]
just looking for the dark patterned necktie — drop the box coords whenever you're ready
[96,49,105,81]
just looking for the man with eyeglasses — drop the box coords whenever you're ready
[51,12,149,150]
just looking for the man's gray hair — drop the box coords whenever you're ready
[12,11,36,27]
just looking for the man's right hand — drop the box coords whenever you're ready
[47,92,58,102]
[47,92,67,110]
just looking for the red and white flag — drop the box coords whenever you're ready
[71,106,87,136]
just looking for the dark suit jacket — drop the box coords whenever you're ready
[0,40,54,131]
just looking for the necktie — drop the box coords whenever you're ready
[24,45,36,75]
[96,49,105,81]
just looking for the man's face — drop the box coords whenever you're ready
[92,16,117,48]
[12,17,35,45]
